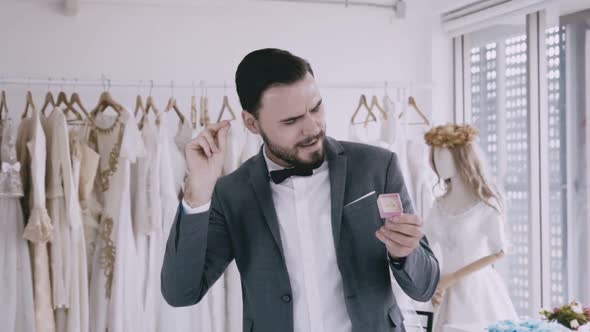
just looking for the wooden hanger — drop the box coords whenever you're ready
[367,95,387,122]
[21,91,37,119]
[163,81,185,124]
[200,95,211,127]
[350,94,377,125]
[216,95,236,123]
[164,97,185,124]
[138,95,162,128]
[134,95,146,117]
[68,89,93,124]
[59,90,85,121]
[92,78,123,117]
[41,91,57,115]
[399,96,430,126]
[92,91,123,116]
[190,95,198,129]
[0,90,9,120]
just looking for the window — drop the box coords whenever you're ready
[457,7,590,315]
[465,16,531,315]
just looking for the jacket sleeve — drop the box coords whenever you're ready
[161,185,234,307]
[384,152,440,302]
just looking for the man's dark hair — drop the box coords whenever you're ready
[235,48,314,117]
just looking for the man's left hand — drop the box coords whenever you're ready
[375,214,424,259]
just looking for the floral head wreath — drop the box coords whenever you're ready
[424,123,479,148]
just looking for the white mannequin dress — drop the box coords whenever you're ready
[426,200,517,331]
[0,118,36,332]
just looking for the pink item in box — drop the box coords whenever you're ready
[377,193,403,219]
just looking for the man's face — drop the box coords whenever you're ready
[243,72,326,169]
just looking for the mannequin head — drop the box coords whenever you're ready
[432,147,458,181]
[425,124,502,211]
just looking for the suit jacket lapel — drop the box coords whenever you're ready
[248,147,286,259]
[326,137,347,253]
[247,138,347,262]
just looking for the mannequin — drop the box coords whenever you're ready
[423,124,517,330]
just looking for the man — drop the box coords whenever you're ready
[161,48,440,332]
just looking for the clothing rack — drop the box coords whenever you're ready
[0,77,433,92]
[259,0,405,13]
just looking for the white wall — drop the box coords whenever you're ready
[0,0,454,139]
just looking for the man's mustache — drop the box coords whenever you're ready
[298,132,325,147]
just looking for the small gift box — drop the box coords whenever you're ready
[377,193,403,219]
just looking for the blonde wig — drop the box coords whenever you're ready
[425,124,503,212]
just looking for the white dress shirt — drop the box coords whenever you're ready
[182,149,353,332]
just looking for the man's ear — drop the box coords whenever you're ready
[242,111,260,135]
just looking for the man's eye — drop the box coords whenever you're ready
[284,120,295,125]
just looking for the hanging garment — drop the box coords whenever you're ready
[71,126,101,280]
[239,126,262,164]
[347,99,423,332]
[67,124,94,332]
[17,108,56,332]
[42,109,89,332]
[0,118,36,332]
[347,117,382,146]
[426,200,517,331]
[131,117,163,332]
[405,139,436,221]
[88,109,146,332]
[157,113,215,332]
[221,120,247,332]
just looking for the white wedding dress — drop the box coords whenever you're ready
[157,113,216,332]
[0,118,36,332]
[88,109,146,332]
[426,200,517,331]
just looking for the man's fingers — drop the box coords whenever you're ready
[196,136,213,158]
[384,222,423,238]
[217,123,231,152]
[378,228,419,248]
[207,120,231,133]
[388,214,423,226]
[375,231,400,250]
[201,130,220,153]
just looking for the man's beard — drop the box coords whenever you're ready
[261,130,326,170]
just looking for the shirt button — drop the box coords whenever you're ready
[281,294,292,303]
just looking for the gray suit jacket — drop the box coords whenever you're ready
[161,137,440,332]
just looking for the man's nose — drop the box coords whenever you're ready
[301,113,321,137]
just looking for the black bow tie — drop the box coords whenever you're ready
[269,167,314,184]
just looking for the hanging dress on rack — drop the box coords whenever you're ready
[131,116,163,332]
[68,123,96,332]
[17,107,56,332]
[239,126,262,164]
[222,120,247,332]
[88,108,146,332]
[43,109,89,332]
[405,139,436,221]
[158,112,214,332]
[347,114,382,145]
[71,125,101,280]
[0,118,36,332]
[379,94,414,199]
